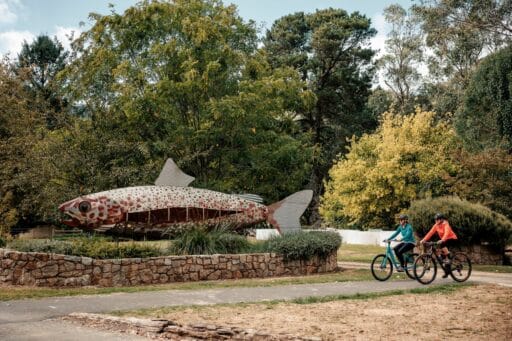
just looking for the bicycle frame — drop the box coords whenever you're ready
[382,240,414,269]
[371,240,418,281]
[421,242,450,273]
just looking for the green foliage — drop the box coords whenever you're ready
[264,8,377,216]
[412,0,509,86]
[7,237,162,259]
[0,235,6,248]
[0,61,48,231]
[54,0,313,203]
[261,231,342,261]
[169,226,250,255]
[16,35,69,129]
[7,239,75,255]
[379,4,424,113]
[321,109,458,229]
[456,45,512,150]
[447,148,512,220]
[409,197,512,252]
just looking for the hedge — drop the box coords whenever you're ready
[261,231,342,261]
[6,237,163,259]
[409,196,512,252]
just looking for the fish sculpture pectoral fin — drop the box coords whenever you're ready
[267,190,313,234]
[154,158,195,187]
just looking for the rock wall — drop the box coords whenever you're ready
[457,245,504,265]
[0,249,337,287]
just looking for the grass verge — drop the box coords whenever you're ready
[473,264,512,273]
[112,282,473,317]
[0,268,375,301]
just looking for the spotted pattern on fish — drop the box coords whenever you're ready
[59,186,268,230]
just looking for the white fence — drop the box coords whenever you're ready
[255,228,390,246]
[333,229,390,246]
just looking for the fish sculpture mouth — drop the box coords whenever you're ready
[61,216,82,227]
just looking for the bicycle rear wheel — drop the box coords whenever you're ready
[414,254,437,285]
[371,254,393,281]
[404,253,419,280]
[449,252,472,282]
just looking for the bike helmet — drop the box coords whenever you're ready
[434,213,445,220]
[398,214,408,220]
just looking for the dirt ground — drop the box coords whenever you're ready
[140,284,511,340]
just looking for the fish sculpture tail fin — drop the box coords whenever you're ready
[267,190,313,234]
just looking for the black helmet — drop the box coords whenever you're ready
[398,214,408,220]
[434,213,445,220]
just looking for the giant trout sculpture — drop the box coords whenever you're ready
[59,159,312,235]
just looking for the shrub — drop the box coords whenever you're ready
[7,239,75,254]
[168,225,250,255]
[261,231,342,261]
[0,235,6,248]
[6,237,162,259]
[409,197,512,252]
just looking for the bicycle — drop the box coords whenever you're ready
[371,240,418,281]
[413,241,472,285]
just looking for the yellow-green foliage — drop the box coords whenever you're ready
[320,109,457,229]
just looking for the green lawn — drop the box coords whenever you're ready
[337,243,385,263]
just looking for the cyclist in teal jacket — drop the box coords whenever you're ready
[385,214,416,272]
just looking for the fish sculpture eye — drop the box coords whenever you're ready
[78,201,91,213]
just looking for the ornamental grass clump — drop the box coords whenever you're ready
[168,224,250,255]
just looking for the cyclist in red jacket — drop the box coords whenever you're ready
[420,213,458,277]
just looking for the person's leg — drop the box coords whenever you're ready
[441,240,456,258]
[394,243,406,268]
[399,243,415,267]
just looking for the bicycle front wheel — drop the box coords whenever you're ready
[404,253,419,280]
[414,254,437,285]
[371,254,393,281]
[449,252,472,282]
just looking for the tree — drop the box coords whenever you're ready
[17,35,69,129]
[413,0,512,86]
[379,4,424,113]
[56,0,313,204]
[263,9,377,221]
[320,109,458,229]
[447,148,512,220]
[456,45,512,150]
[366,87,393,119]
[0,61,46,233]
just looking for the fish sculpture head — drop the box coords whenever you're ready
[58,196,122,228]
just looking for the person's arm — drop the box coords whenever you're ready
[388,226,400,240]
[421,225,436,243]
[440,222,456,241]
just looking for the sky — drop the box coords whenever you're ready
[0,0,415,58]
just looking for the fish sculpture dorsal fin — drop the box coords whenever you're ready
[155,158,195,187]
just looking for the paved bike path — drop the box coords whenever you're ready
[0,278,438,324]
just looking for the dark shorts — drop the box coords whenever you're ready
[439,239,457,248]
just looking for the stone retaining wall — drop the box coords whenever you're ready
[0,249,337,287]
[457,245,504,265]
